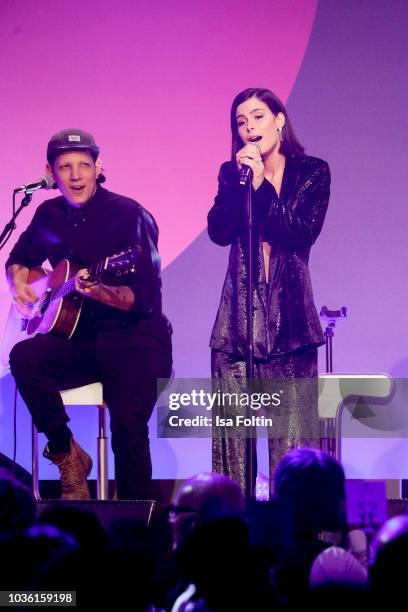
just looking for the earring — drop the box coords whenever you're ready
[277,127,283,142]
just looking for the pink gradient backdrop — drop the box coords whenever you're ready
[2,1,407,484]
[0,0,316,269]
[0,0,317,480]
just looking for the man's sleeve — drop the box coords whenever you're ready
[125,207,163,317]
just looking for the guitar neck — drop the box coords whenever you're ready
[49,275,77,304]
[23,249,134,322]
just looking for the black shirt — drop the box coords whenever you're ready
[6,185,172,350]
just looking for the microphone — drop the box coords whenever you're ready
[239,136,261,186]
[14,175,54,194]
[239,165,252,186]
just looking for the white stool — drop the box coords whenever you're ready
[318,373,393,461]
[32,382,109,501]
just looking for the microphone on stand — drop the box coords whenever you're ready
[14,175,54,194]
[239,165,252,186]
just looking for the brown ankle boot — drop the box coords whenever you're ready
[43,438,93,500]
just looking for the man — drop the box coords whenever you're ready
[6,128,172,500]
[169,473,246,550]
[164,473,246,609]
[164,474,274,611]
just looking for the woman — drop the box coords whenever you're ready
[208,87,330,497]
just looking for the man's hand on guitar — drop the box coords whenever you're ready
[75,268,135,311]
[12,282,39,319]
[75,269,101,297]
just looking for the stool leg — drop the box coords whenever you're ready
[32,421,41,500]
[320,417,337,458]
[97,405,109,500]
[335,405,343,463]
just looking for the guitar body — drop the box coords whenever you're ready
[2,247,137,367]
[1,260,84,366]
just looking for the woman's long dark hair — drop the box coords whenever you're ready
[230,88,305,160]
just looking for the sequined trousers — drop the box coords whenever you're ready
[211,347,319,498]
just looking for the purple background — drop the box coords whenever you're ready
[0,0,407,481]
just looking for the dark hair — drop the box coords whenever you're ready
[230,87,305,160]
[274,448,345,535]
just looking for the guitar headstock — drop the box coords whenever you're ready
[88,247,139,283]
[105,246,138,276]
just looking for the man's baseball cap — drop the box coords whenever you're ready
[47,128,100,163]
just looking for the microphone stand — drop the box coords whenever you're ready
[319,306,347,457]
[242,170,256,501]
[0,189,35,495]
[0,191,33,251]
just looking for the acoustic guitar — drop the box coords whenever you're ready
[1,247,137,366]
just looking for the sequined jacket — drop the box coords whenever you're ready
[208,154,330,359]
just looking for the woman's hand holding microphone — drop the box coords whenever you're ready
[236,143,264,190]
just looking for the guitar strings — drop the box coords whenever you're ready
[23,277,77,314]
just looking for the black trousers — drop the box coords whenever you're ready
[9,332,172,500]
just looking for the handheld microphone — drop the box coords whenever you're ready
[239,165,252,186]
[14,175,54,194]
[239,136,261,186]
